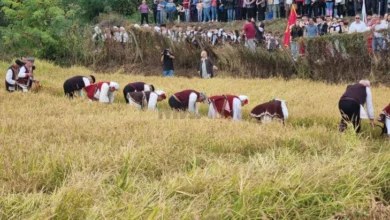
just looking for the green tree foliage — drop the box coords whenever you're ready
[0,0,85,64]
[73,0,136,21]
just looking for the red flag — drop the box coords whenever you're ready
[284,5,298,47]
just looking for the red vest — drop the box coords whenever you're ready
[209,95,238,118]
[84,81,109,100]
[174,90,200,108]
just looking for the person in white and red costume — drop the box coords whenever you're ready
[207,95,249,121]
[84,81,119,103]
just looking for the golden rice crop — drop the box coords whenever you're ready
[1,60,390,219]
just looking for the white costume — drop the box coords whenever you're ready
[93,82,119,103]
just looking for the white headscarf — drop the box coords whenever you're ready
[238,95,249,104]
[94,26,102,34]
[359,79,370,87]
[109,82,119,90]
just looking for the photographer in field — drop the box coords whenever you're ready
[161,48,175,77]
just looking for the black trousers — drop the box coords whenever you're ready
[168,96,183,110]
[123,85,135,103]
[339,100,361,133]
[141,13,149,24]
[247,7,256,20]
[153,9,157,24]
[63,81,76,98]
[257,5,265,21]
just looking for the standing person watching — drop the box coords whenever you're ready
[242,19,257,52]
[139,1,150,25]
[198,51,215,79]
[161,48,175,77]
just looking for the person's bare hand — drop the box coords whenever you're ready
[370,119,376,128]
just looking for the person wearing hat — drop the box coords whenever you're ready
[338,79,375,133]
[250,98,288,123]
[208,95,249,121]
[5,60,25,92]
[123,82,155,103]
[83,81,119,103]
[63,75,96,98]
[168,89,206,113]
[127,90,167,110]
[17,57,35,92]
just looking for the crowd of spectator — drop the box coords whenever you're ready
[289,13,390,60]
[137,0,390,24]
[92,12,389,63]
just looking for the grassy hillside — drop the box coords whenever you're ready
[1,60,390,219]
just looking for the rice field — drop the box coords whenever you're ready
[1,60,390,219]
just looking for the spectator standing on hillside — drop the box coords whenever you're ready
[246,0,256,20]
[139,1,150,24]
[267,0,274,19]
[183,0,191,22]
[153,0,159,24]
[335,0,345,18]
[348,14,368,33]
[161,48,175,77]
[317,16,328,35]
[159,0,168,24]
[329,17,342,34]
[372,17,387,56]
[197,0,204,22]
[178,5,185,22]
[290,20,304,60]
[92,26,104,52]
[325,0,333,16]
[242,19,257,52]
[257,0,266,21]
[226,0,235,21]
[273,0,280,18]
[211,0,219,21]
[113,26,121,42]
[305,18,319,37]
[203,0,212,22]
[119,27,129,45]
[198,51,214,78]
[166,0,177,22]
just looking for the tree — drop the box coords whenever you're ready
[1,0,83,63]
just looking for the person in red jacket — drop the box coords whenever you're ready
[207,95,249,120]
[84,81,119,103]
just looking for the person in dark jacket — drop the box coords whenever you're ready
[198,51,215,78]
[338,80,375,133]
[317,16,328,35]
[63,75,96,98]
